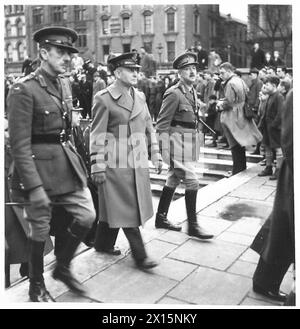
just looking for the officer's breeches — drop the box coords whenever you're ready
[26,187,96,241]
[166,160,199,190]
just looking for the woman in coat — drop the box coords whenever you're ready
[217,62,262,174]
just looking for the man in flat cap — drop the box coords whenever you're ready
[155,52,214,239]
[7,26,96,302]
[90,52,162,269]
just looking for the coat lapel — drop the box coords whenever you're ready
[107,83,133,112]
[35,68,62,101]
[130,88,144,121]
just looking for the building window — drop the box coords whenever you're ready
[194,13,200,33]
[6,21,12,37]
[14,5,23,13]
[74,5,86,21]
[144,42,152,54]
[17,42,25,61]
[102,18,109,35]
[123,44,131,53]
[122,17,130,34]
[5,6,12,15]
[33,7,43,25]
[16,19,23,36]
[51,6,67,23]
[76,29,87,48]
[144,14,152,34]
[102,5,109,12]
[167,12,175,32]
[6,44,13,63]
[167,41,175,62]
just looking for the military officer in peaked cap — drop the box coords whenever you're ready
[90,52,162,269]
[155,52,214,239]
[7,26,96,302]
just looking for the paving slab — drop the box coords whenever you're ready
[239,248,260,263]
[168,239,247,271]
[167,267,252,305]
[227,260,257,278]
[194,216,233,236]
[227,217,264,237]
[56,292,97,303]
[240,297,278,306]
[157,230,190,245]
[82,262,178,304]
[217,231,255,246]
[150,257,198,282]
[199,196,240,218]
[157,297,194,305]
[229,185,275,201]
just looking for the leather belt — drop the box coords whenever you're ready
[171,120,197,129]
[32,133,68,144]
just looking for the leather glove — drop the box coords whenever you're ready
[29,186,50,208]
[91,172,106,185]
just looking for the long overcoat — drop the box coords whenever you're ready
[251,90,294,265]
[220,75,262,148]
[260,90,284,149]
[7,68,88,197]
[90,82,160,228]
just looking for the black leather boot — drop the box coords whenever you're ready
[52,223,89,296]
[258,166,273,176]
[185,190,214,240]
[155,186,182,231]
[28,240,55,302]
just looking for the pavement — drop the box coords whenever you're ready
[4,162,294,307]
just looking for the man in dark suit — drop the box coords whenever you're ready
[7,26,96,302]
[195,42,208,71]
[155,52,214,239]
[250,43,265,70]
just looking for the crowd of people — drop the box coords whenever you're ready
[4,27,294,305]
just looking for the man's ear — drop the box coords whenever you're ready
[39,48,48,61]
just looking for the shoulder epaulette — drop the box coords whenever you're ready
[17,72,36,83]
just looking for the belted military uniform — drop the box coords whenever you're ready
[155,52,213,239]
[7,26,96,302]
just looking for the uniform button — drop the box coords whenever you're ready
[32,154,35,159]
[62,101,65,105]
[45,110,50,115]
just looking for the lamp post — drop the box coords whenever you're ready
[156,43,164,69]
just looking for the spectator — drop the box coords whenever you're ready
[217,62,262,174]
[248,68,263,119]
[195,42,208,70]
[202,69,216,104]
[71,53,84,71]
[273,50,285,68]
[204,94,219,147]
[92,71,106,100]
[250,42,265,70]
[97,62,108,86]
[22,56,33,76]
[278,79,291,99]
[264,52,275,68]
[258,75,284,180]
[132,48,141,65]
[208,48,222,73]
[140,46,153,78]
[276,66,289,81]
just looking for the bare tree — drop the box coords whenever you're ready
[248,5,292,62]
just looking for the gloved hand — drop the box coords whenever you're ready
[29,186,50,208]
[153,159,163,174]
[91,172,106,185]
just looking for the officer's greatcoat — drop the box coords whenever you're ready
[90,83,160,228]
[8,68,88,197]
